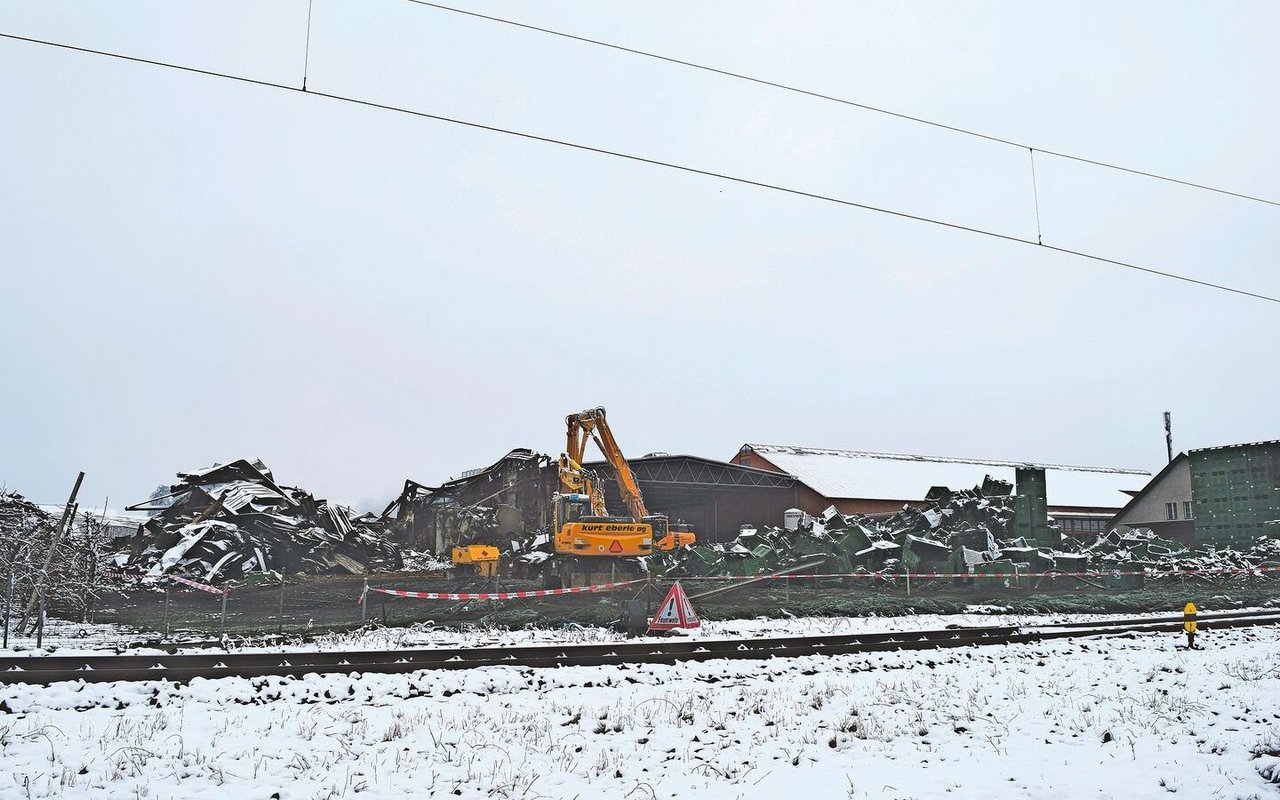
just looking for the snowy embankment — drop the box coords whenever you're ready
[3,625,1280,798]
[7,603,1278,657]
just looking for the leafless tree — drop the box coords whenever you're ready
[1,492,108,634]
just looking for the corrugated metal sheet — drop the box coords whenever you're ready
[203,480,289,514]
[743,444,1149,510]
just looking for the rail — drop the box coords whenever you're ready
[3,608,1278,685]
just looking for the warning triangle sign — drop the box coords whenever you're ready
[648,581,700,631]
[608,539,623,553]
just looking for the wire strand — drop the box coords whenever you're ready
[403,0,1280,210]
[0,30,1275,305]
[1030,148,1043,246]
[302,0,314,91]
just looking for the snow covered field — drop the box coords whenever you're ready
[3,617,1280,799]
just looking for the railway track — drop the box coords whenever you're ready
[3,608,1278,685]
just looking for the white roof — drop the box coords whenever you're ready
[743,444,1150,510]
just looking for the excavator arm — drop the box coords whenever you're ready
[565,407,649,521]
[558,453,607,516]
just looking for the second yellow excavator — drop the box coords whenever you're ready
[552,407,696,560]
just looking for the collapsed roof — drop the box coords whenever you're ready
[124,458,401,582]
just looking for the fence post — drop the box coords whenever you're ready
[163,585,171,637]
[35,587,45,649]
[219,588,229,639]
[83,552,97,624]
[3,571,12,649]
[277,573,286,636]
[361,579,368,624]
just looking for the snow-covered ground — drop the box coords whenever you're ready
[3,619,1280,798]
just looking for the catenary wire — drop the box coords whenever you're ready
[404,0,1280,209]
[0,30,1276,305]
[301,0,314,91]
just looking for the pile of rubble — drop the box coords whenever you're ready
[654,478,1280,587]
[122,459,401,582]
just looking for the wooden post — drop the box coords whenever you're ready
[35,588,45,649]
[163,586,171,637]
[361,579,368,624]
[83,533,98,624]
[3,571,12,648]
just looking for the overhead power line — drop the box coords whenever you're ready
[0,30,1276,305]
[405,0,1280,210]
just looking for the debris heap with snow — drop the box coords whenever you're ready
[123,459,401,582]
[653,477,1280,586]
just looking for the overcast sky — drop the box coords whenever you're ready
[1,1,1276,512]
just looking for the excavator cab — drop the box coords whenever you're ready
[555,493,594,528]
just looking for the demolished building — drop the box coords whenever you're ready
[123,459,401,581]
[382,449,558,553]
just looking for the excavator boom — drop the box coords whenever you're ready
[565,407,648,521]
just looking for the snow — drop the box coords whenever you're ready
[3,615,1280,798]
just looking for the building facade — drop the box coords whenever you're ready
[1108,454,1195,545]
[1190,440,1280,549]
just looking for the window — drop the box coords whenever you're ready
[1165,502,1178,521]
[1183,501,1194,520]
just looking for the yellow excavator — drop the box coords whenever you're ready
[552,406,696,560]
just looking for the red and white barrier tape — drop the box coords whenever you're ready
[668,565,1280,582]
[361,578,645,603]
[169,574,226,596]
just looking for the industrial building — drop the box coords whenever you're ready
[585,454,798,543]
[731,444,1150,537]
[1110,440,1279,548]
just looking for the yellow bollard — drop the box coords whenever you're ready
[1183,602,1197,649]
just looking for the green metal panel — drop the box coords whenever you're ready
[1012,494,1032,542]
[1016,468,1056,547]
[1190,442,1280,549]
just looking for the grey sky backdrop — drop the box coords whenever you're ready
[1,1,1277,512]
